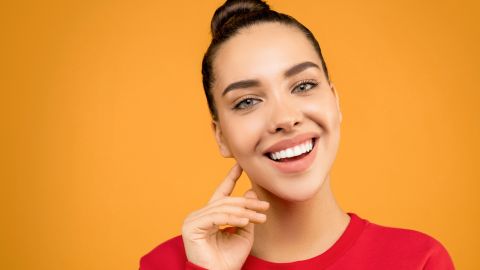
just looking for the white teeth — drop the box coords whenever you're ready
[293,145,302,156]
[268,139,314,160]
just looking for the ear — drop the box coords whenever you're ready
[330,82,343,124]
[211,120,233,158]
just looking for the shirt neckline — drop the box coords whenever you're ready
[242,212,367,269]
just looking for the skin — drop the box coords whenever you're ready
[182,22,350,269]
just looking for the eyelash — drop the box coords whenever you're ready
[233,95,260,111]
[232,80,319,111]
[292,80,318,93]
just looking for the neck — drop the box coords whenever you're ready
[250,175,350,263]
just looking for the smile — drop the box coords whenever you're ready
[262,133,319,174]
[267,138,314,161]
[263,137,318,174]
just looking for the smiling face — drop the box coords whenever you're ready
[211,22,342,202]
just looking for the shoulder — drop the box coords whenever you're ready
[351,214,455,269]
[365,220,449,253]
[139,234,187,270]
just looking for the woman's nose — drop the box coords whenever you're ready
[268,100,303,133]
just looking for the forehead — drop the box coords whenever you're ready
[212,22,321,89]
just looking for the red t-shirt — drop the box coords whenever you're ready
[139,213,455,269]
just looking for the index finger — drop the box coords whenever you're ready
[208,163,243,203]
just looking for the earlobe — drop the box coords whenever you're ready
[211,120,233,158]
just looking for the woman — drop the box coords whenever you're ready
[140,0,454,269]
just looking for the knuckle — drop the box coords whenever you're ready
[210,197,227,206]
[212,212,223,220]
[232,197,246,206]
[181,222,190,234]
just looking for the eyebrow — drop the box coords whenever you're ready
[221,61,320,97]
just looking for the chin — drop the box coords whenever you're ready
[274,187,321,202]
[249,168,329,203]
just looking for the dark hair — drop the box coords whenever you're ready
[202,0,330,121]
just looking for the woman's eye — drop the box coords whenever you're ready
[233,98,261,110]
[293,81,318,93]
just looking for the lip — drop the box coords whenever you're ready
[265,137,319,174]
[263,132,319,154]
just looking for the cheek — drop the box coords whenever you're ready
[303,95,341,168]
[302,95,340,131]
[223,112,267,157]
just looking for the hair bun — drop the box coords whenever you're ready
[211,0,270,37]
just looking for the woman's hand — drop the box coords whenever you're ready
[181,163,270,270]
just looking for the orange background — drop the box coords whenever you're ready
[1,0,479,269]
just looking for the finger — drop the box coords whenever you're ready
[235,189,263,238]
[191,212,251,232]
[209,197,269,211]
[243,189,258,199]
[194,205,267,224]
[241,189,270,211]
[192,197,269,219]
[208,163,243,203]
[186,197,270,223]
[241,189,267,223]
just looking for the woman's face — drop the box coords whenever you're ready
[211,22,342,202]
